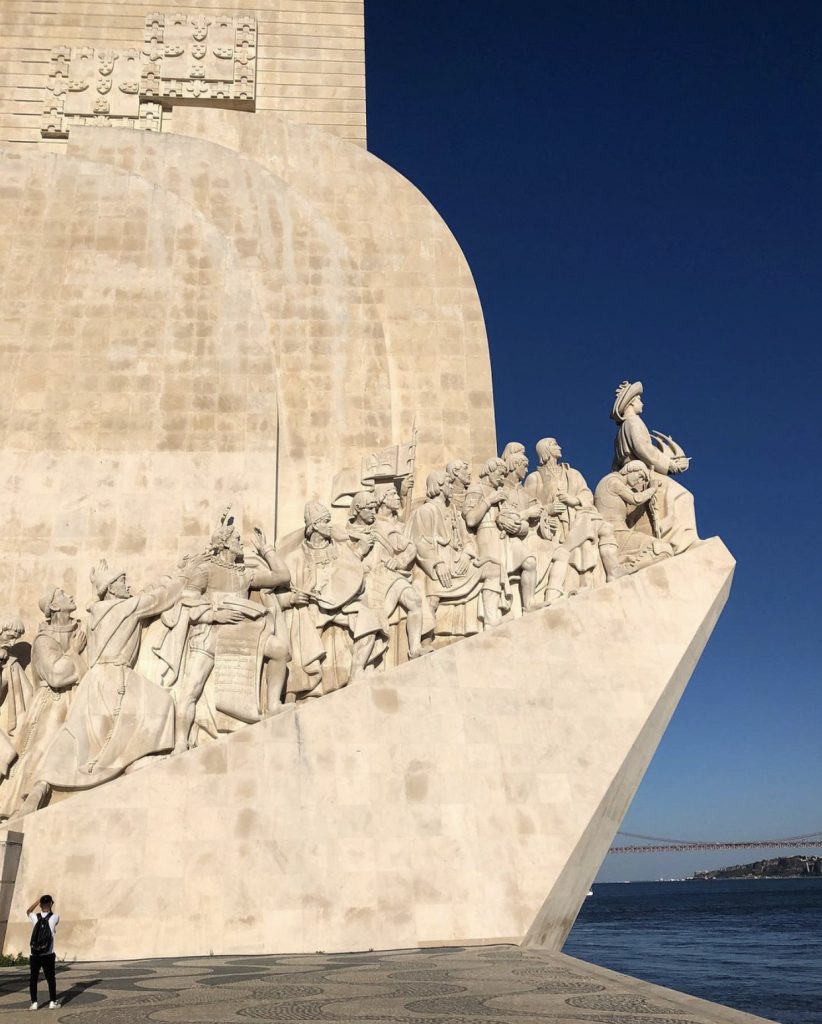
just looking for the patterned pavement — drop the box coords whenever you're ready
[0,945,770,1023]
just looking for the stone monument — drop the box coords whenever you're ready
[0,2,733,967]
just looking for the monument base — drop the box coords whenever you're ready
[3,539,734,962]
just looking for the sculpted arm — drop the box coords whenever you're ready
[248,528,291,590]
[33,635,82,690]
[622,418,671,475]
[463,489,491,530]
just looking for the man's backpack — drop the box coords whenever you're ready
[30,912,52,956]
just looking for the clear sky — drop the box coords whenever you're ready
[365,1,822,881]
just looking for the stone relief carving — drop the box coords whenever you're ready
[42,46,158,139]
[41,12,257,139]
[0,383,700,819]
[141,12,257,108]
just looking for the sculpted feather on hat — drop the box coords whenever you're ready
[611,380,643,423]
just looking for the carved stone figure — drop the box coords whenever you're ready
[495,442,544,614]
[0,617,32,741]
[153,519,290,753]
[594,461,674,570]
[0,588,87,818]
[461,458,509,626]
[365,486,432,660]
[18,560,198,813]
[445,459,472,514]
[282,502,386,700]
[524,438,593,546]
[611,381,698,553]
[409,471,496,637]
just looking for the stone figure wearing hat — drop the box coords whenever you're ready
[610,381,699,554]
[281,502,385,701]
[18,559,198,814]
[0,587,87,819]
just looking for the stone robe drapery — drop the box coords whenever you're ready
[524,463,593,545]
[409,499,482,637]
[0,655,32,777]
[37,584,181,791]
[0,622,86,814]
[284,535,385,698]
[612,414,698,554]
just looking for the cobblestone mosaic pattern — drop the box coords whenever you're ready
[0,944,771,1024]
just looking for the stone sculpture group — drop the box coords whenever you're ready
[0,381,698,819]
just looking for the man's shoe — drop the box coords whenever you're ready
[29,1002,37,1010]
[49,1002,61,1009]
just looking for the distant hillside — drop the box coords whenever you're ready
[693,855,822,880]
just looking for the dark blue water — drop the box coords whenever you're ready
[564,879,822,1024]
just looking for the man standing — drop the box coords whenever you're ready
[26,893,59,1009]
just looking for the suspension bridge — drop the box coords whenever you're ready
[608,830,822,854]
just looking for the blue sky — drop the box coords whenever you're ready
[365,1,822,881]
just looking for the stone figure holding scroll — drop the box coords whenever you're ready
[282,502,386,700]
[153,517,291,753]
[18,559,198,813]
[611,381,698,553]
[0,588,87,818]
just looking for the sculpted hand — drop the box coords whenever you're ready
[251,527,272,556]
[454,553,472,575]
[488,490,506,506]
[71,628,87,654]
[550,500,566,516]
[386,557,401,572]
[214,608,243,625]
[434,562,452,588]
[289,590,311,608]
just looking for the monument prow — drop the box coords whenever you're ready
[3,539,733,961]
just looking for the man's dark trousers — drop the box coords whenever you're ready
[29,952,57,1003]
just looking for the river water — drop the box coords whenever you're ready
[563,879,822,1024]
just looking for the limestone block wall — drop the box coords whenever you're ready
[0,110,496,623]
[3,540,734,961]
[0,1,366,148]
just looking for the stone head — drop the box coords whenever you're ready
[480,457,506,489]
[501,442,528,481]
[349,490,378,526]
[621,460,651,490]
[376,485,402,515]
[304,502,332,542]
[446,459,471,487]
[536,437,562,464]
[211,524,243,560]
[426,470,452,503]
[0,616,24,649]
[39,587,76,621]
